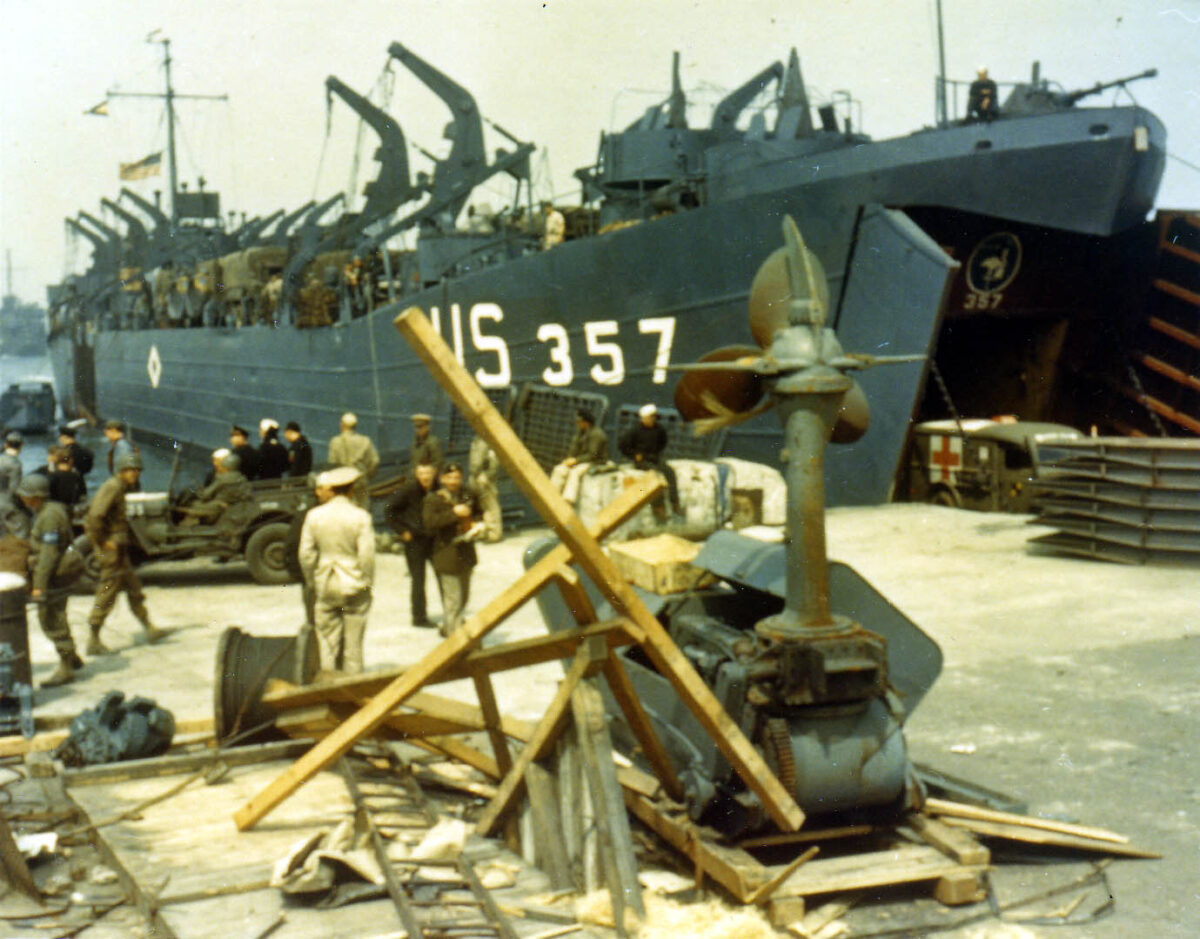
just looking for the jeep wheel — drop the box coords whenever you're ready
[245,523,294,585]
[73,536,101,593]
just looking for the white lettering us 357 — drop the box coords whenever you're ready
[430,303,676,389]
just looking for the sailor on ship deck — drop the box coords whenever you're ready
[967,67,1000,122]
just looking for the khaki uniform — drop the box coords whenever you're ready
[410,433,444,475]
[299,495,375,673]
[468,437,502,543]
[190,470,252,525]
[423,488,478,635]
[542,208,565,250]
[329,430,380,508]
[551,425,610,500]
[29,500,82,662]
[84,475,152,634]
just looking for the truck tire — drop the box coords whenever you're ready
[73,536,100,593]
[929,486,962,509]
[245,523,294,585]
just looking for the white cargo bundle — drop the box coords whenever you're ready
[572,458,785,541]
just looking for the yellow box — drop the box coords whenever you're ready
[608,533,704,594]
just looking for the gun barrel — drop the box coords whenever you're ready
[1063,67,1158,105]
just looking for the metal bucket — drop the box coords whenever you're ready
[213,625,318,745]
[0,572,31,688]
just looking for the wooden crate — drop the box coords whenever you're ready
[608,534,704,594]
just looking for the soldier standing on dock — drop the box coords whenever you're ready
[17,475,84,687]
[103,421,133,476]
[0,432,23,494]
[84,452,166,654]
[328,412,380,508]
[299,466,374,675]
[408,414,442,474]
[423,463,480,637]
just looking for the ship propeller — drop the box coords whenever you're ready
[671,218,872,443]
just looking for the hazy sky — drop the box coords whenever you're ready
[2,0,1198,300]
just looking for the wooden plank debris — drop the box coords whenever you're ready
[937,817,1161,858]
[571,677,645,920]
[475,647,599,836]
[0,716,214,759]
[259,618,637,710]
[64,739,309,787]
[933,868,987,905]
[924,796,1130,845]
[907,813,990,866]
[524,761,573,890]
[623,792,767,903]
[770,843,978,899]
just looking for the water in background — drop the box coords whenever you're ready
[0,355,194,494]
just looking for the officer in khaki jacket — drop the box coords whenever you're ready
[17,475,84,687]
[422,462,480,637]
[298,466,375,674]
[328,412,380,508]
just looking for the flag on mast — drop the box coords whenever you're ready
[84,100,109,117]
[119,152,163,181]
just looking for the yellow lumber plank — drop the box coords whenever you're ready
[924,797,1129,844]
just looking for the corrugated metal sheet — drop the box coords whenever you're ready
[1030,436,1200,564]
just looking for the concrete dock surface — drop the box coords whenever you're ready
[20,503,1200,937]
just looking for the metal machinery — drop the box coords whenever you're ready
[532,218,943,835]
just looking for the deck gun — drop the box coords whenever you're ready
[1058,67,1158,106]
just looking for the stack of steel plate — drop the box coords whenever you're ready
[1029,437,1200,564]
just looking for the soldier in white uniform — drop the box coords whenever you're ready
[298,466,375,675]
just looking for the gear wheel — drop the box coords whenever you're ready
[762,717,798,796]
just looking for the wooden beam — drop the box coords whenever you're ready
[411,729,661,803]
[0,717,215,760]
[233,478,660,830]
[261,619,638,711]
[275,704,478,740]
[553,567,682,802]
[623,792,767,904]
[601,653,683,803]
[394,305,804,832]
[907,814,990,867]
[473,674,514,777]
[936,818,1159,859]
[571,677,645,919]
[411,736,500,779]
[924,797,1129,844]
[475,649,597,836]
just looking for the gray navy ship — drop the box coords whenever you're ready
[48,41,1199,505]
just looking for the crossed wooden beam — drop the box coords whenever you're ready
[233,306,805,834]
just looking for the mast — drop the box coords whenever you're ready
[161,37,180,225]
[935,0,948,127]
[104,33,227,232]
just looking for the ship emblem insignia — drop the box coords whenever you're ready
[966,232,1022,294]
[147,345,162,389]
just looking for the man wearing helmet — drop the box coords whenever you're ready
[84,451,165,654]
[16,474,84,687]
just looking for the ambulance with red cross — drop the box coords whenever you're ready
[902,418,1083,512]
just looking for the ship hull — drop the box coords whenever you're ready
[73,106,1167,504]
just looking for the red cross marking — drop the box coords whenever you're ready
[929,434,962,482]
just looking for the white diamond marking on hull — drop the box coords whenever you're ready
[147,345,162,389]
